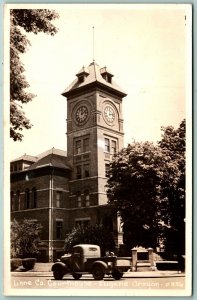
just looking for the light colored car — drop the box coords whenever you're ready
[52,244,131,280]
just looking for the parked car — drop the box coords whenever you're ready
[52,244,131,280]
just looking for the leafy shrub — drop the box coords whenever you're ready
[11,219,42,258]
[65,224,115,256]
[22,258,37,270]
[11,258,22,271]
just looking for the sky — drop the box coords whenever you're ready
[8,4,191,160]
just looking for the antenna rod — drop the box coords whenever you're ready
[92,26,95,62]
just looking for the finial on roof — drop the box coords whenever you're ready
[92,26,95,62]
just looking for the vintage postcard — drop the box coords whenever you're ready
[4,3,192,296]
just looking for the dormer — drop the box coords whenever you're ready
[100,66,114,84]
[10,155,38,173]
[76,66,89,83]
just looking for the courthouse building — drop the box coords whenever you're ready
[10,61,127,261]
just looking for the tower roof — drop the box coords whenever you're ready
[62,61,127,98]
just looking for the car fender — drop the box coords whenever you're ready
[51,262,67,273]
[92,260,108,271]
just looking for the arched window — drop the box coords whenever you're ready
[10,191,14,211]
[25,189,30,209]
[16,190,20,211]
[84,190,90,207]
[32,188,37,208]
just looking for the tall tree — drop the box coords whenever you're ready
[10,9,59,141]
[158,119,186,254]
[106,120,186,253]
[106,141,162,249]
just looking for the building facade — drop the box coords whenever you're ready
[11,61,127,261]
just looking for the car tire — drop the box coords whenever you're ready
[112,270,123,280]
[72,273,82,280]
[53,269,64,280]
[92,265,104,280]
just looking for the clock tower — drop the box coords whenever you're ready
[62,61,127,246]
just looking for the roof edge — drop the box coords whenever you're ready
[62,81,127,99]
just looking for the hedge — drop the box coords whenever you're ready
[11,258,22,271]
[22,258,37,270]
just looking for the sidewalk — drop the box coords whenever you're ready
[11,263,185,278]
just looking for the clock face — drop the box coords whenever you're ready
[75,105,89,125]
[104,105,115,124]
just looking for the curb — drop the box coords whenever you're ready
[11,271,185,278]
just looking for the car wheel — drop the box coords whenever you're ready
[112,270,123,280]
[92,265,104,280]
[72,273,82,280]
[53,269,64,280]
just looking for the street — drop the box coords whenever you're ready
[11,273,185,290]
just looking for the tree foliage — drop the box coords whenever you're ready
[158,119,185,254]
[106,120,186,253]
[64,224,115,256]
[11,218,42,258]
[107,142,162,249]
[10,9,59,141]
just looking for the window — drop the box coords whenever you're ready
[77,192,82,207]
[83,138,89,152]
[56,191,62,208]
[11,191,14,211]
[14,164,17,172]
[105,138,110,152]
[32,188,37,208]
[111,140,117,154]
[25,189,30,209]
[76,165,82,179]
[75,219,90,228]
[76,140,82,154]
[16,190,20,210]
[84,164,90,177]
[78,75,84,83]
[56,221,63,239]
[84,190,90,207]
[105,163,110,177]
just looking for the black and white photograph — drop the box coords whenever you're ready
[4,3,192,296]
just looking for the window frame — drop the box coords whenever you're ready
[76,165,82,179]
[83,137,90,152]
[77,192,82,207]
[25,188,30,209]
[75,218,90,228]
[105,163,110,177]
[84,164,90,178]
[32,187,37,209]
[104,138,110,152]
[84,190,90,207]
[11,191,15,211]
[56,190,62,208]
[75,140,82,155]
[56,220,63,239]
[16,190,20,210]
[111,140,117,154]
